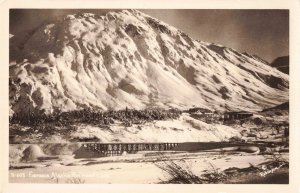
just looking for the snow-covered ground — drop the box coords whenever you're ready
[9,150,288,184]
[70,113,240,143]
[10,113,241,143]
[9,111,289,184]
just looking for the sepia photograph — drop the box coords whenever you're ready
[7,8,291,185]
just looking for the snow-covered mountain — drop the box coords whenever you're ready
[270,56,289,74]
[9,9,289,115]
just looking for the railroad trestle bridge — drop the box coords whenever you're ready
[77,143,180,157]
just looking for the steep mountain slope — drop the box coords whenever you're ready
[9,9,289,115]
[270,56,289,74]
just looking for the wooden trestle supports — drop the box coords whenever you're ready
[81,143,179,156]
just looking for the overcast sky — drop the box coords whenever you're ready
[10,9,289,62]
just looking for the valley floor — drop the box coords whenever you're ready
[9,150,288,184]
[9,109,289,184]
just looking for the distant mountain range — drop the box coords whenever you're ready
[270,56,289,74]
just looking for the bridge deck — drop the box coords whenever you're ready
[73,141,280,157]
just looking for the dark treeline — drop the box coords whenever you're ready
[10,108,182,127]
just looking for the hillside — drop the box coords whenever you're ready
[9,9,289,115]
